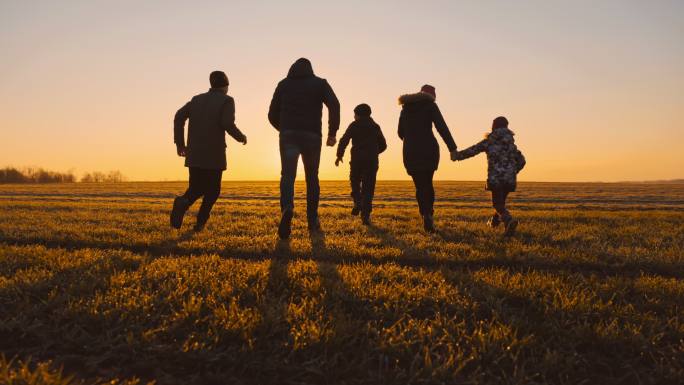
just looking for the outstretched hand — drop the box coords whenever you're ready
[176,144,187,157]
[240,135,248,145]
[326,136,337,147]
[335,157,343,167]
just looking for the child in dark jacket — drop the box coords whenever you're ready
[335,104,387,225]
[456,116,526,236]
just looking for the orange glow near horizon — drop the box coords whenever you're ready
[1,1,682,182]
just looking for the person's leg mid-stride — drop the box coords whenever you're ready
[301,133,322,232]
[278,131,302,239]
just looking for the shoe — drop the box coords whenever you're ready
[278,209,293,240]
[504,219,518,237]
[351,206,361,216]
[361,213,371,226]
[170,196,190,229]
[422,214,437,233]
[487,215,501,228]
[308,217,322,233]
[193,210,211,233]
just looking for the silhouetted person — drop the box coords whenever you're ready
[335,103,387,225]
[455,116,526,236]
[268,58,340,239]
[170,71,247,231]
[398,85,458,233]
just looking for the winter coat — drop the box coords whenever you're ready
[336,117,387,164]
[174,89,246,170]
[458,127,526,191]
[268,59,340,138]
[397,92,457,175]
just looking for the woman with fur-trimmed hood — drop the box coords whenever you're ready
[398,84,458,233]
[455,116,526,236]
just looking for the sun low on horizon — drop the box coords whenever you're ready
[1,0,683,182]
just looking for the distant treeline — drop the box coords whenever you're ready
[80,170,125,183]
[0,167,125,183]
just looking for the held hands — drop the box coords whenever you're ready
[176,144,187,157]
[335,157,343,167]
[450,149,459,161]
[326,135,337,147]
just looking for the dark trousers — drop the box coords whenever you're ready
[182,167,223,224]
[491,189,511,222]
[350,158,378,215]
[279,131,322,222]
[410,170,435,216]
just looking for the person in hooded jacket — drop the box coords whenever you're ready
[268,58,340,239]
[455,116,526,236]
[170,71,247,232]
[335,103,387,225]
[398,85,458,233]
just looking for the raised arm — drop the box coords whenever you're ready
[267,84,282,130]
[458,139,488,160]
[431,104,457,152]
[322,80,340,138]
[173,101,191,146]
[221,98,246,143]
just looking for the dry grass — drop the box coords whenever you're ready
[0,181,682,384]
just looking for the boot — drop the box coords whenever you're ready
[351,206,361,216]
[422,214,436,233]
[278,208,293,240]
[308,216,322,234]
[487,214,501,228]
[503,217,518,237]
[194,210,210,232]
[361,212,371,226]
[170,196,190,229]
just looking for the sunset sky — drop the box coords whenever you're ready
[1,0,682,182]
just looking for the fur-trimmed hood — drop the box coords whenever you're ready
[398,92,435,105]
[485,126,515,139]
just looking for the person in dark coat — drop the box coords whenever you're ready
[455,116,526,236]
[398,84,458,233]
[335,103,387,225]
[268,58,340,239]
[170,71,247,231]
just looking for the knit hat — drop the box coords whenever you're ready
[420,84,436,98]
[354,103,372,117]
[209,71,229,88]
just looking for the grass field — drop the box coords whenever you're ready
[1,181,683,384]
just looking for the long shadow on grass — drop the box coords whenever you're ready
[0,250,145,381]
[311,233,403,382]
[438,269,681,383]
[1,233,682,280]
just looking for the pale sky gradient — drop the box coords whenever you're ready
[1,0,682,181]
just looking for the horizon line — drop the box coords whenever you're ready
[115,179,684,184]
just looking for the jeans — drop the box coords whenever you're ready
[279,131,322,222]
[182,167,223,224]
[410,170,435,216]
[350,158,378,215]
[491,189,512,222]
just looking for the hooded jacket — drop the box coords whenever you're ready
[397,92,457,174]
[458,127,526,191]
[268,59,340,138]
[174,89,246,170]
[336,117,387,163]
